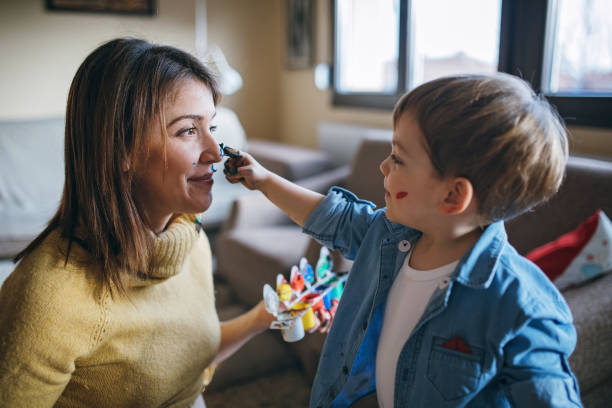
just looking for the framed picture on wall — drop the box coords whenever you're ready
[286,0,314,69]
[46,0,156,15]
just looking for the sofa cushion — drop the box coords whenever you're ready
[343,136,389,209]
[0,117,65,258]
[564,272,612,394]
[526,210,612,290]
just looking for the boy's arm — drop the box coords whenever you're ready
[499,317,582,406]
[224,152,324,227]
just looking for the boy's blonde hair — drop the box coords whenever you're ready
[393,73,568,222]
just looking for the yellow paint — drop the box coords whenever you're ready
[291,301,316,331]
[277,283,292,302]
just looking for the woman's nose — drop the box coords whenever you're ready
[200,133,223,163]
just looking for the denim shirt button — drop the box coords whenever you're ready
[398,240,411,252]
[439,277,450,289]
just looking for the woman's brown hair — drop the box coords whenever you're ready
[393,73,568,222]
[15,38,221,295]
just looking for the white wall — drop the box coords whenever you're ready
[0,0,197,120]
[206,0,282,142]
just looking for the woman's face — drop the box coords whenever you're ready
[133,78,222,233]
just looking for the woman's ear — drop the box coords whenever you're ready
[122,158,131,172]
[438,177,474,215]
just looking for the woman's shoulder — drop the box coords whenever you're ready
[1,230,105,320]
[0,231,107,377]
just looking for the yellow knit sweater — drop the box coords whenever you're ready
[0,214,221,407]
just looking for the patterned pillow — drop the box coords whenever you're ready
[526,210,612,290]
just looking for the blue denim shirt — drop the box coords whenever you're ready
[304,187,582,408]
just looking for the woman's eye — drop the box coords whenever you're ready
[209,125,217,133]
[178,127,197,137]
[391,154,403,165]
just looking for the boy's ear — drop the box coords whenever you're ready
[438,177,474,215]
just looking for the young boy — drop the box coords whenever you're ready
[225,73,582,407]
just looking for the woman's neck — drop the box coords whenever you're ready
[148,213,173,235]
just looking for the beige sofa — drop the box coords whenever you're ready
[214,136,612,407]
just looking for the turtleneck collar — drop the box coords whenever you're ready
[146,213,200,280]
[68,213,203,288]
[121,213,201,288]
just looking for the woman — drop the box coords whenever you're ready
[0,38,273,407]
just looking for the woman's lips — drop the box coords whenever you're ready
[188,173,214,183]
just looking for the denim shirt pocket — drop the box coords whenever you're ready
[427,336,484,401]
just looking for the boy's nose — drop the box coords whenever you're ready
[379,157,389,175]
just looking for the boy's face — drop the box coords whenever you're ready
[379,112,448,229]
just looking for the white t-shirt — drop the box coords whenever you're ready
[376,252,458,408]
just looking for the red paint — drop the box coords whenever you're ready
[442,336,472,354]
[395,192,408,199]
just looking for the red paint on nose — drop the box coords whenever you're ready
[396,192,408,199]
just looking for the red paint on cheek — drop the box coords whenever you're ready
[395,192,408,199]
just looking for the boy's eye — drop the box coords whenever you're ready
[210,125,217,133]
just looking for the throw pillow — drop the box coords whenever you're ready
[526,209,612,290]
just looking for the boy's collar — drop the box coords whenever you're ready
[382,212,420,236]
[454,221,506,289]
[382,214,507,289]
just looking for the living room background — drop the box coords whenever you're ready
[0,0,611,157]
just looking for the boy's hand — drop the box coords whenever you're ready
[223,152,272,191]
[223,148,324,227]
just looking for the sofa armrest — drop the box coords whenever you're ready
[295,164,351,193]
[220,192,292,232]
[248,139,335,181]
[219,165,350,232]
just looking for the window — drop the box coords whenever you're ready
[543,0,612,94]
[332,0,612,128]
[335,0,399,93]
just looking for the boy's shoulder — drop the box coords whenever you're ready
[455,222,572,325]
[492,244,573,324]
